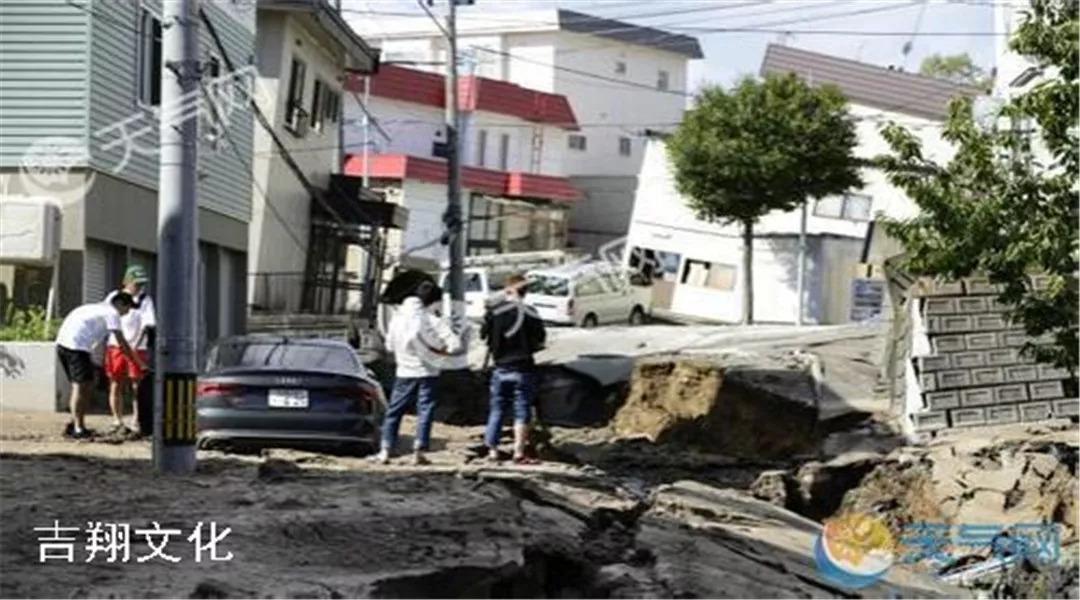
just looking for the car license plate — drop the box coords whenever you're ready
[268,389,308,408]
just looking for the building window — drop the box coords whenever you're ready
[618,136,632,156]
[681,259,736,291]
[476,129,487,166]
[137,9,162,106]
[568,134,587,151]
[310,79,326,133]
[615,60,627,75]
[814,193,872,221]
[323,89,341,124]
[657,69,670,91]
[498,133,510,170]
[284,58,307,134]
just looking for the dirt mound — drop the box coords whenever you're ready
[611,357,818,459]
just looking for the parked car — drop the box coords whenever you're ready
[196,335,386,455]
[525,261,650,327]
[439,250,584,320]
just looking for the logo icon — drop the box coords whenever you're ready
[814,512,895,589]
[17,136,95,205]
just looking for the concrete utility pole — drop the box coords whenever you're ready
[796,202,807,326]
[443,0,466,336]
[155,0,200,474]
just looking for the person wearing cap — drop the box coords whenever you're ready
[56,292,144,439]
[103,265,156,435]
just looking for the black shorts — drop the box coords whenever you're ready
[57,346,94,384]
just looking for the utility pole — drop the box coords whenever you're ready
[796,202,807,326]
[155,0,200,474]
[443,0,466,337]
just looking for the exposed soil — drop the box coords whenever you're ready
[1,411,951,599]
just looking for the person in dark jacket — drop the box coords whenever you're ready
[480,273,546,463]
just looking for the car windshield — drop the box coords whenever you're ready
[526,274,570,297]
[207,341,359,375]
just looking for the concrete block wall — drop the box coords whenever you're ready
[906,276,1078,433]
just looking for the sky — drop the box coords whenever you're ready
[342,0,1009,92]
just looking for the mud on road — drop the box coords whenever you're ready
[1,411,954,599]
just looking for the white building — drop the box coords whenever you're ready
[249,0,381,314]
[344,8,703,252]
[343,65,582,270]
[623,45,982,325]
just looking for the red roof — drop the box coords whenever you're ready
[345,65,579,131]
[343,154,582,203]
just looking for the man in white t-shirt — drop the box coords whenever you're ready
[55,292,143,439]
[103,265,156,435]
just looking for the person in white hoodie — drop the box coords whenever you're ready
[373,281,462,465]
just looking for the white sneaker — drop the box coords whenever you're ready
[369,450,390,465]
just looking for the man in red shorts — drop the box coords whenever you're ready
[104,265,155,435]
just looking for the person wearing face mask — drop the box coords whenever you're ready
[372,281,463,465]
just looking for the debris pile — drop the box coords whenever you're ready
[611,356,818,459]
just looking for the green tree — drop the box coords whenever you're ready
[919,52,993,90]
[878,0,1078,369]
[666,74,862,324]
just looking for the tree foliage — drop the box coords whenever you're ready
[919,52,993,90]
[668,74,862,224]
[879,0,1079,369]
[666,74,862,323]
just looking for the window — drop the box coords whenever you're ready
[576,277,604,296]
[498,133,510,170]
[681,259,736,291]
[568,134,587,151]
[310,79,325,133]
[137,9,162,105]
[475,129,487,166]
[618,136,632,156]
[207,341,360,375]
[814,193,873,221]
[526,275,569,297]
[628,247,681,282]
[284,58,307,134]
[323,90,341,124]
[657,69,670,91]
[615,60,627,75]
[844,193,873,221]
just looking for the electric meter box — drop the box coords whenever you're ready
[0,197,61,266]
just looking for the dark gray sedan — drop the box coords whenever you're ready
[197,336,386,455]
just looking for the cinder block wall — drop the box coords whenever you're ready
[905,275,1078,434]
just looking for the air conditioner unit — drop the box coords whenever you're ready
[0,197,61,266]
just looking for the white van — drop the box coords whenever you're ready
[439,250,582,320]
[525,261,650,327]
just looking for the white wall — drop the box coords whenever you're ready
[548,31,689,177]
[249,12,349,310]
[848,104,955,222]
[368,28,693,178]
[397,180,449,266]
[357,97,445,158]
[354,96,567,176]
[624,108,957,324]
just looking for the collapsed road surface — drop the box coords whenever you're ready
[1,411,955,599]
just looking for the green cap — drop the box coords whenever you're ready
[123,264,149,284]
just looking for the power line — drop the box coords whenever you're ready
[197,80,308,252]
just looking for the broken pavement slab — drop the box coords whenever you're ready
[637,481,962,598]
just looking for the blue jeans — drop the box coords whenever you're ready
[381,376,438,452]
[484,367,537,448]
